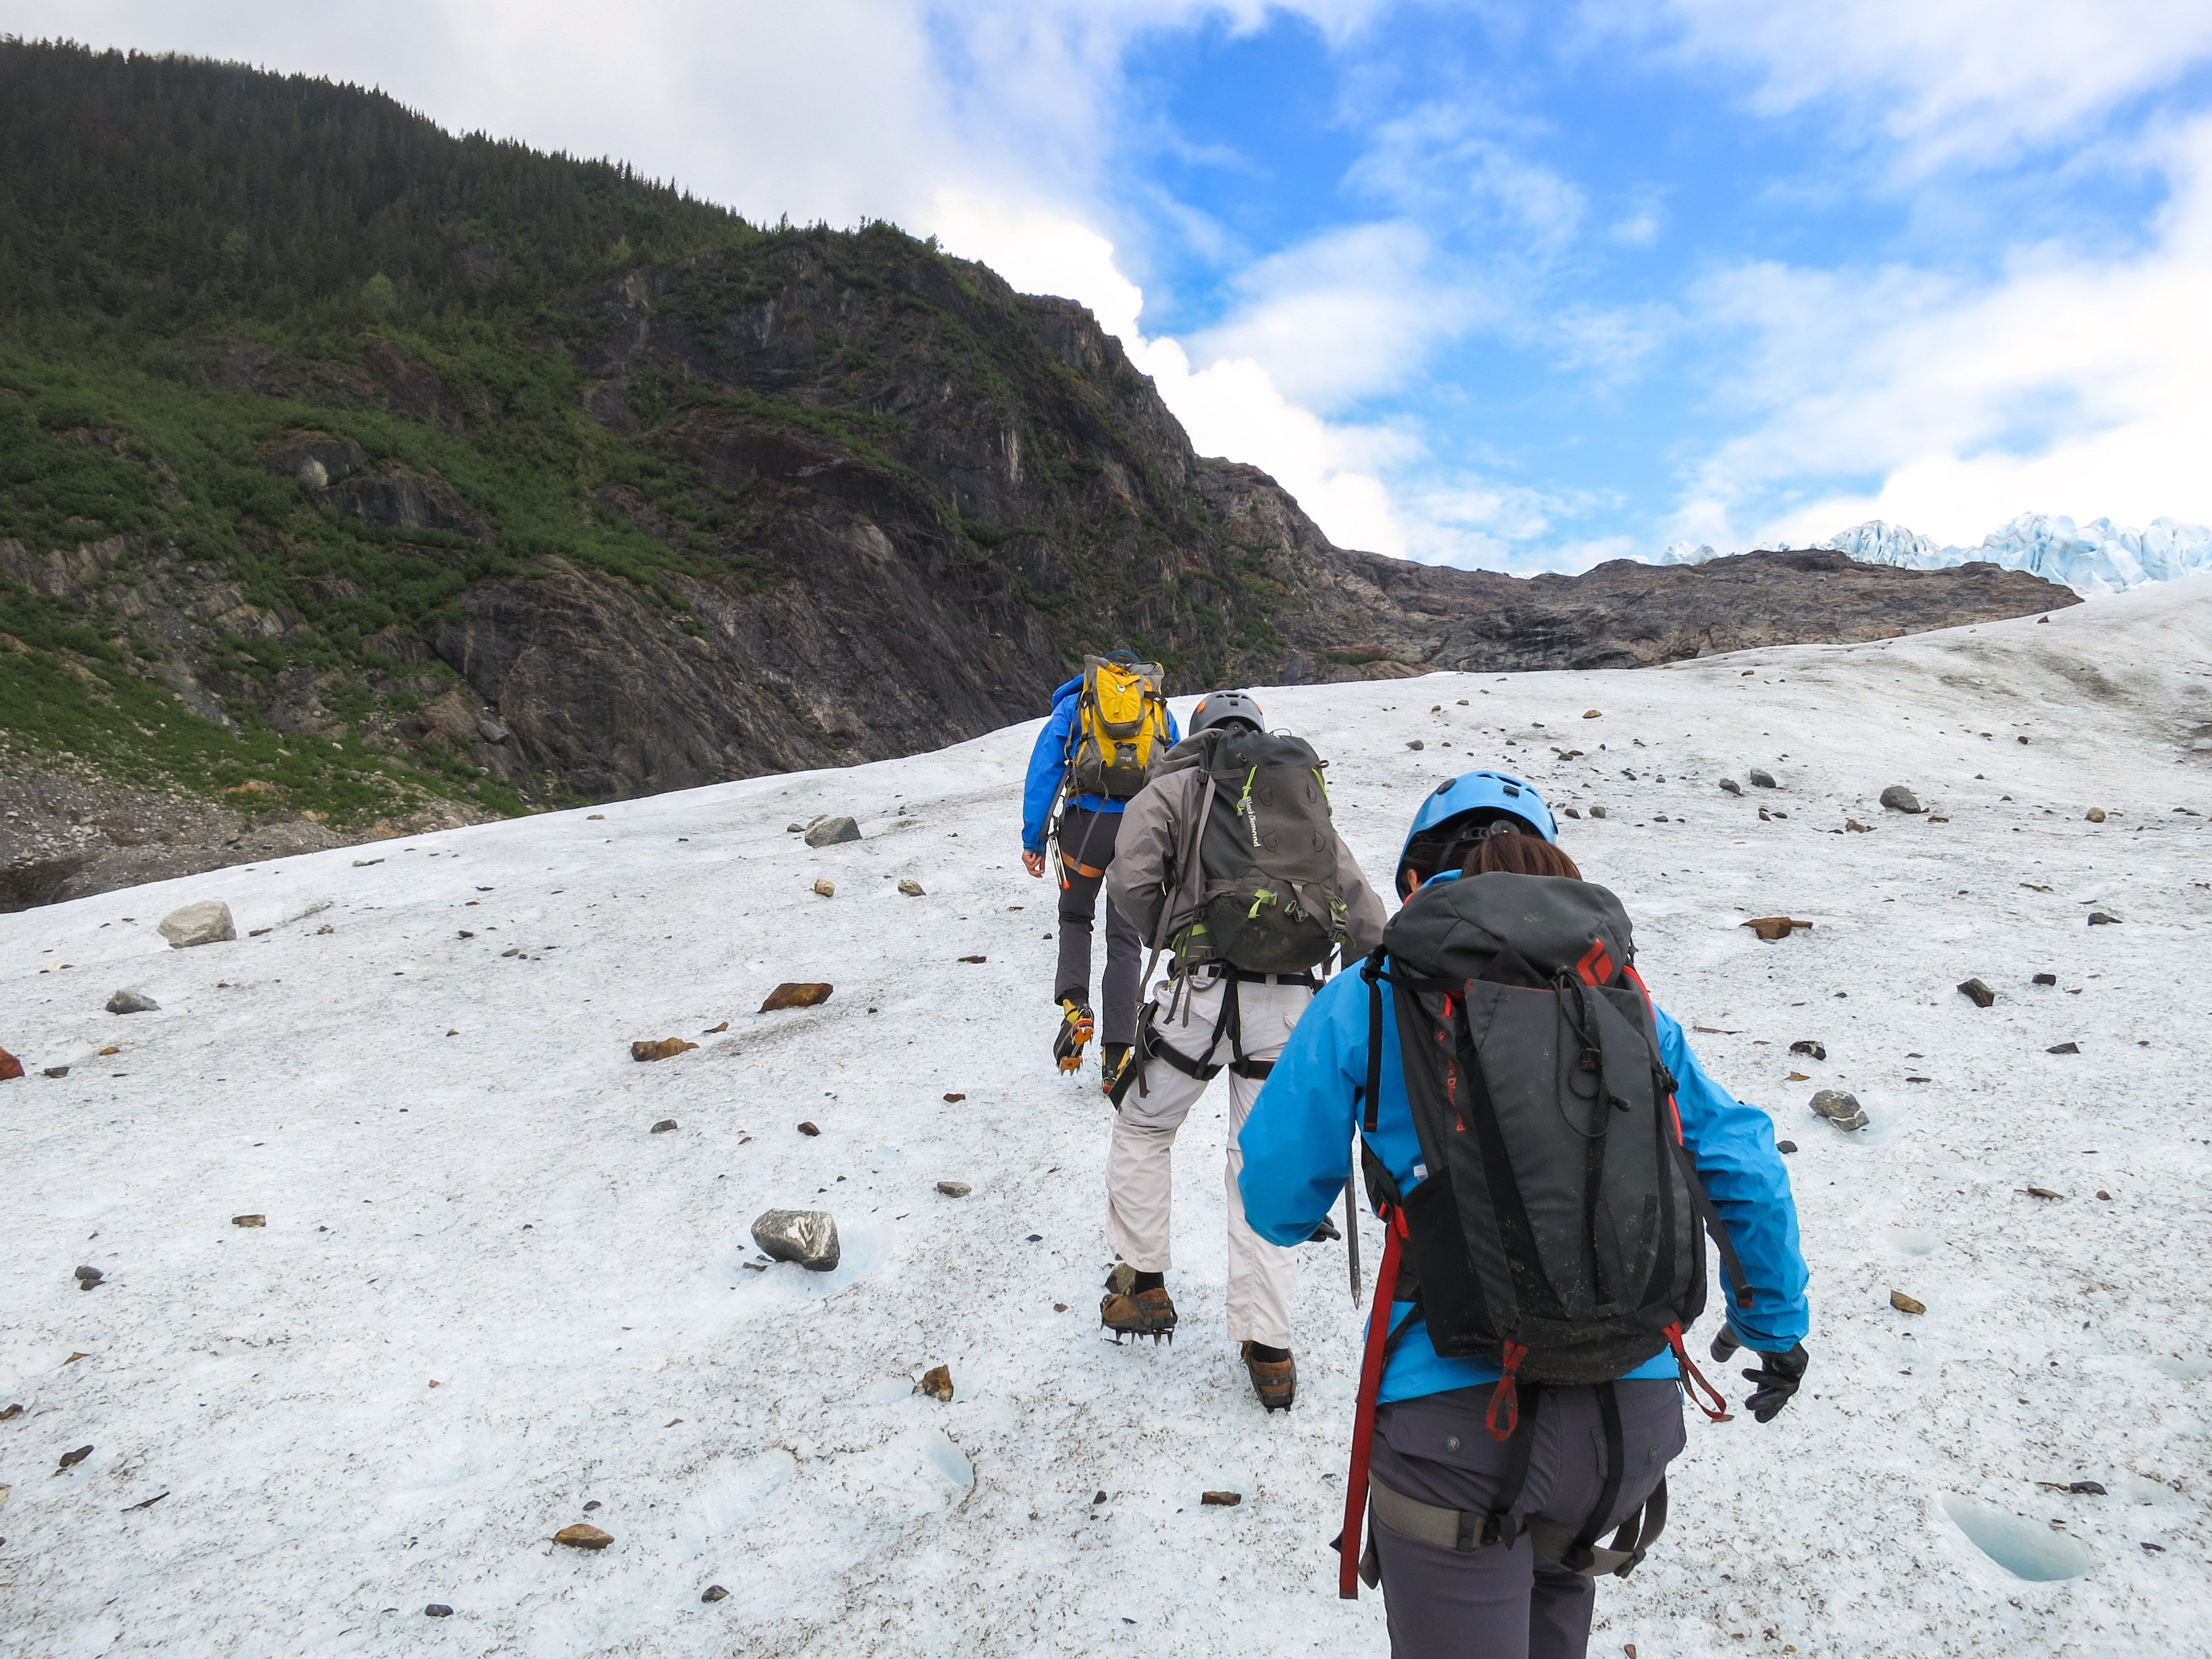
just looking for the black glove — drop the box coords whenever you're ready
[1307,1214,1342,1243]
[1710,1329,1808,1423]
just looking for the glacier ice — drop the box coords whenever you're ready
[1655,513,2212,596]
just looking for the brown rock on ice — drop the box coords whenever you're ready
[898,879,926,897]
[0,1046,22,1082]
[1201,1491,1243,1506]
[812,878,836,898]
[917,1365,954,1402]
[1740,916,1813,941]
[554,1523,613,1550]
[1956,978,1996,1008]
[1890,1291,1926,1316]
[760,982,834,1011]
[630,1038,699,1061]
[232,1214,265,1228]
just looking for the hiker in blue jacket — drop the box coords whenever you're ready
[1020,653,1180,1086]
[1238,773,1811,1659]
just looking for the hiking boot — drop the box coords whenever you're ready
[1100,1042,1132,1097]
[1241,1341,1296,1412]
[1100,1264,1177,1342]
[1053,999,1094,1072]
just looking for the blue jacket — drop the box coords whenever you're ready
[1238,957,1811,1406]
[1020,677,1181,853]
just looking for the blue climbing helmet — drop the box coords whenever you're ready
[1395,770,1558,894]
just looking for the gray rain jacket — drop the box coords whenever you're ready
[1106,732,1389,962]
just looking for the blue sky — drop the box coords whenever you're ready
[17,0,2212,571]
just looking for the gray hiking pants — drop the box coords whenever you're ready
[1370,1380,1684,1659]
[1054,805,1141,1047]
[1105,969,1310,1345]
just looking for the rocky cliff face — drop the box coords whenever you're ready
[391,238,2080,784]
[2,227,2079,909]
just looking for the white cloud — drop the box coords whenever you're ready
[1630,0,2212,168]
[1187,222,1477,411]
[1608,208,1662,247]
[1346,100,1589,246]
[1673,113,2212,549]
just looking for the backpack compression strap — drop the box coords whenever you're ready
[1620,964,1756,1315]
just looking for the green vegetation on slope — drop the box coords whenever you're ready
[1,40,1299,830]
[0,41,753,327]
[0,40,811,826]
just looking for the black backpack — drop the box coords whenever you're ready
[1360,872,1749,1392]
[1172,727,1348,975]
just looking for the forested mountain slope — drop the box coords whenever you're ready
[0,41,2076,906]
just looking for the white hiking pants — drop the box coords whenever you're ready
[1105,968,1311,1347]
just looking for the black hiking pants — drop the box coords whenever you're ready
[1053,805,1141,1048]
[1369,1380,1684,1659]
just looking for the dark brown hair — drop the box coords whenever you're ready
[1463,831,1584,881]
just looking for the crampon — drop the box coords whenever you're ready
[1099,1264,1177,1343]
[1053,999,1095,1073]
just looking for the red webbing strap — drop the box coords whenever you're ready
[1484,1342,1531,1441]
[1665,1322,1734,1421]
[1338,1206,1407,1599]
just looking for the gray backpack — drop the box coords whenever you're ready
[1363,872,1750,1391]
[1172,727,1349,974]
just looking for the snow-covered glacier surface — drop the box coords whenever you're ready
[4,580,2211,1658]
[1660,512,2212,596]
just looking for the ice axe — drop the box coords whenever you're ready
[1345,1138,1363,1306]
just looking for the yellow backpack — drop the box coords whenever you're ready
[1066,655,1169,800]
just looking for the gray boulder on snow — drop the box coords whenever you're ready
[1749,768,1778,788]
[158,900,237,948]
[1809,1090,1868,1132]
[105,989,160,1015]
[805,816,863,848]
[1879,785,1924,813]
[750,1208,841,1272]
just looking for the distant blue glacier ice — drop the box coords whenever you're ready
[1656,512,2212,595]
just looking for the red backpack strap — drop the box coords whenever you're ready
[1337,1204,1408,1599]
